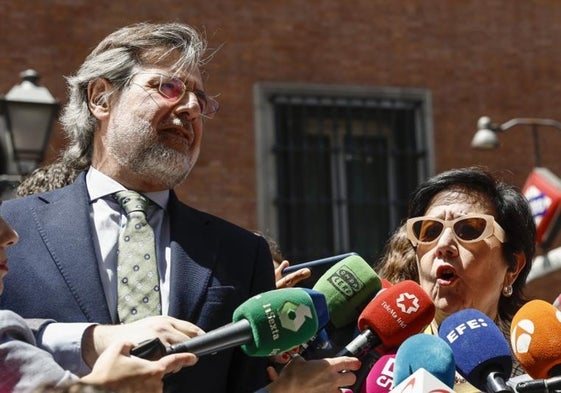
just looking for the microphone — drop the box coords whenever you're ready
[282,252,359,275]
[516,375,561,393]
[301,287,330,329]
[510,299,561,379]
[438,308,513,393]
[312,254,382,329]
[297,288,332,353]
[389,368,454,393]
[361,353,396,393]
[131,287,319,359]
[392,333,455,389]
[336,280,435,358]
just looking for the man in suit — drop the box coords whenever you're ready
[0,22,275,393]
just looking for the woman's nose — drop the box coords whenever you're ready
[0,218,18,248]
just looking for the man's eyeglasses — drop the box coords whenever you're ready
[131,72,220,119]
[406,213,506,247]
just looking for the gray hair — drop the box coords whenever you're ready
[59,22,208,171]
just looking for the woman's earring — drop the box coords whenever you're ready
[502,284,513,297]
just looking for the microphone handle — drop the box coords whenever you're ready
[348,349,382,393]
[167,319,253,357]
[335,329,381,357]
[486,371,513,393]
[517,375,561,393]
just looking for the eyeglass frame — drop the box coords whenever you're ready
[406,213,506,247]
[128,71,220,119]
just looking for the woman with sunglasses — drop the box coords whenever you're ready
[382,166,535,384]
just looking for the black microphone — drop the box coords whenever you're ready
[516,375,561,393]
[282,252,358,275]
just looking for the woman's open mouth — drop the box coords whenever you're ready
[436,265,457,286]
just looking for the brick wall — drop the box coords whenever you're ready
[2,0,561,239]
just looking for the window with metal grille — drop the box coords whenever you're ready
[255,83,433,270]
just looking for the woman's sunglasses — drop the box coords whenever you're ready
[406,213,506,247]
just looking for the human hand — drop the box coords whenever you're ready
[266,355,361,393]
[275,260,312,289]
[83,316,205,367]
[81,340,197,393]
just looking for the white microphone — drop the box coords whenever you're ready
[389,368,454,393]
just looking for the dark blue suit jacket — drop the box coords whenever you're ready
[0,172,275,393]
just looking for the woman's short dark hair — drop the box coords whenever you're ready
[407,166,536,322]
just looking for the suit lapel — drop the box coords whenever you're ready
[32,173,113,323]
[167,194,218,321]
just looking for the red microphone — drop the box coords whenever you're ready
[336,280,435,357]
[511,299,561,379]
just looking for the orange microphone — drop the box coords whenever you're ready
[510,299,561,379]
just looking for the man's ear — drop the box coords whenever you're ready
[88,78,112,118]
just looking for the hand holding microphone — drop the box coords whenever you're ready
[132,287,320,359]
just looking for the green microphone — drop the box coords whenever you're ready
[312,254,381,328]
[132,287,320,359]
[233,287,319,356]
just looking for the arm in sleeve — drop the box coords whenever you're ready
[37,321,98,376]
[0,310,79,393]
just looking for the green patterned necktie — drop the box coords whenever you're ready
[114,190,161,323]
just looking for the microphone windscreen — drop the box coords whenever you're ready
[393,333,456,388]
[232,287,318,356]
[510,299,561,379]
[381,279,393,289]
[358,280,435,348]
[361,352,396,393]
[439,308,512,391]
[301,288,330,329]
[313,254,382,328]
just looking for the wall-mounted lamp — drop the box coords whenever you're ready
[471,116,561,167]
[0,69,59,198]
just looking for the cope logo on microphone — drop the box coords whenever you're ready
[327,264,365,299]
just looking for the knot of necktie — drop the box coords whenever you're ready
[114,190,149,215]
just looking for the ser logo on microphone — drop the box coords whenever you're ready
[326,264,365,299]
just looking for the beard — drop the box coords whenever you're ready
[106,115,198,189]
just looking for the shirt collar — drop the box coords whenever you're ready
[86,166,169,209]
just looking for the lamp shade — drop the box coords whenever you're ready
[471,127,499,149]
[1,69,59,173]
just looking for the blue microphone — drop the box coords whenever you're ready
[393,333,456,389]
[438,309,512,393]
